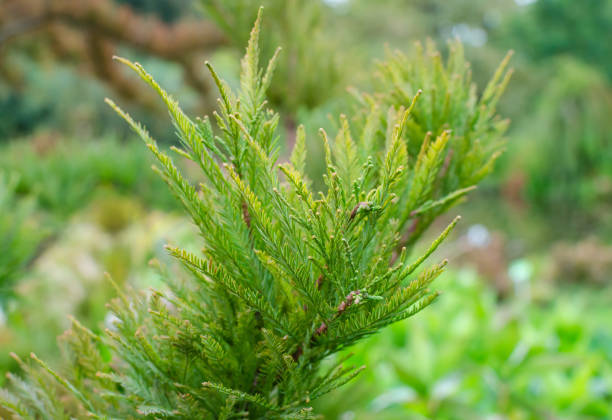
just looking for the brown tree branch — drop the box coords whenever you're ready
[0,0,227,109]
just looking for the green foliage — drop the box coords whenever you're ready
[115,0,193,22]
[0,173,45,307]
[0,138,179,219]
[338,0,516,52]
[0,54,117,141]
[0,11,509,418]
[506,0,612,81]
[0,203,197,381]
[352,39,512,249]
[0,92,52,140]
[316,269,612,419]
[201,0,341,114]
[521,58,612,221]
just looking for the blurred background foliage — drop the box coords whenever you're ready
[0,0,611,418]
[315,269,612,419]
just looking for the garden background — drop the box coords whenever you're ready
[1,0,611,418]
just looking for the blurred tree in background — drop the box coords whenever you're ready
[201,0,342,117]
[506,0,612,81]
[522,59,612,226]
[498,0,612,237]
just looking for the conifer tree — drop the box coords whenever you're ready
[353,40,513,251]
[0,9,511,419]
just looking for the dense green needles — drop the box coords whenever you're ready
[0,9,511,419]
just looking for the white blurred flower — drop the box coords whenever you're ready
[467,224,491,248]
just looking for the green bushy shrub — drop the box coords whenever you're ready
[0,137,180,219]
[520,59,612,227]
[0,173,46,308]
[0,10,511,418]
[0,206,198,381]
[316,269,612,419]
[0,92,53,141]
[354,39,512,249]
[506,0,612,81]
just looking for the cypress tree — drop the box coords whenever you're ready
[1,9,511,419]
